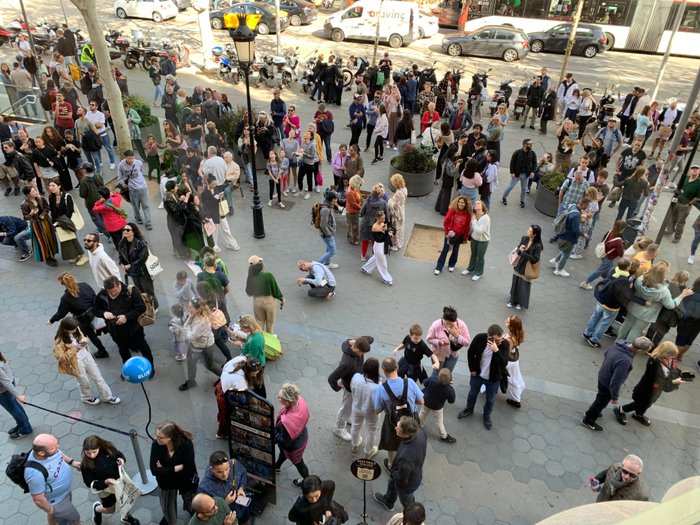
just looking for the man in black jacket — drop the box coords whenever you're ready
[521,75,544,130]
[328,336,373,441]
[2,141,37,191]
[458,324,509,430]
[94,276,155,374]
[502,139,537,208]
[583,257,649,348]
[374,416,426,512]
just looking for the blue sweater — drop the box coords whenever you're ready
[597,340,635,400]
[559,207,582,243]
[422,377,456,410]
[197,460,248,508]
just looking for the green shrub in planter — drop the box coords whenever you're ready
[541,171,567,192]
[124,95,158,127]
[390,144,437,173]
[219,104,259,151]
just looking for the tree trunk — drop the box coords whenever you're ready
[69,0,132,158]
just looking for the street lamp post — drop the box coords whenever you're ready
[229,16,265,239]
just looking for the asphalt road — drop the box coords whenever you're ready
[5,0,700,104]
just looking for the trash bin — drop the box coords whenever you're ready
[622,218,642,247]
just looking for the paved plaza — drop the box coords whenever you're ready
[1,19,700,525]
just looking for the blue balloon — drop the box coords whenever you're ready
[122,357,153,384]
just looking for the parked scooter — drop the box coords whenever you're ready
[300,48,318,93]
[212,44,239,84]
[418,61,438,93]
[596,85,617,128]
[512,80,529,120]
[467,69,490,121]
[490,78,514,115]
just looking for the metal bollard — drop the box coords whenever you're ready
[129,429,158,494]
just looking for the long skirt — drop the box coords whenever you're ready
[30,217,58,262]
[509,274,532,309]
[506,360,525,402]
[387,111,400,145]
[60,238,83,261]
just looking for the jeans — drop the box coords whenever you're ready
[321,133,332,161]
[583,384,613,424]
[616,198,637,221]
[13,226,32,255]
[365,124,375,149]
[589,211,601,240]
[692,227,700,255]
[0,389,32,434]
[153,83,164,103]
[86,150,102,173]
[221,183,234,211]
[88,210,107,235]
[554,240,574,271]
[311,80,323,100]
[459,186,479,206]
[99,133,116,165]
[187,345,222,383]
[502,173,528,203]
[318,235,336,265]
[465,375,499,418]
[584,303,618,344]
[435,238,460,271]
[129,187,152,227]
[586,257,615,284]
[383,478,417,509]
[244,163,253,185]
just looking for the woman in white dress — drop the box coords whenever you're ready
[361,211,393,286]
[388,173,407,251]
[504,315,526,408]
[350,357,381,458]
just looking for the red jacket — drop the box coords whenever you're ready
[92,193,127,233]
[421,110,439,133]
[443,208,471,243]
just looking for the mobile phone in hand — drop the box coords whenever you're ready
[235,495,251,507]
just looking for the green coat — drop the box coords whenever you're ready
[242,331,265,367]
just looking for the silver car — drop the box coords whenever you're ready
[441,25,530,62]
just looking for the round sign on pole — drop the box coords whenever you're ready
[350,458,381,482]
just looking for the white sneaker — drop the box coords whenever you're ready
[267,200,272,207]
[548,257,558,267]
[461,269,470,275]
[304,192,311,200]
[291,188,298,194]
[316,186,321,193]
[434,269,441,275]
[580,281,593,290]
[107,397,121,405]
[109,163,115,170]
[213,246,222,253]
[366,446,379,459]
[554,269,570,277]
[333,428,352,441]
[279,202,286,208]
[471,274,481,281]
[327,263,339,269]
[689,255,695,265]
[351,436,363,453]
[158,201,164,209]
[569,253,583,260]
[448,267,454,272]
[283,191,288,196]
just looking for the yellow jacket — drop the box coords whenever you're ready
[53,329,87,377]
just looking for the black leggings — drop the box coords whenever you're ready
[268,179,281,202]
[299,164,314,192]
[274,448,309,479]
[374,136,384,160]
[77,317,107,354]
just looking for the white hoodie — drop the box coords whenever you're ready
[88,244,120,288]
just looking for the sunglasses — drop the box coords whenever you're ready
[211,455,229,465]
[123,228,133,232]
[620,468,638,479]
[84,238,96,243]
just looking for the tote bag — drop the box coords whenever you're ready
[145,249,163,277]
[114,465,141,519]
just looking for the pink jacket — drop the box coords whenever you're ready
[426,318,471,362]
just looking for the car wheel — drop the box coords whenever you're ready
[388,34,402,48]
[152,11,163,23]
[503,48,518,62]
[583,45,598,58]
[116,8,127,19]
[446,43,462,56]
[418,27,425,39]
[257,22,270,35]
[290,14,302,26]
[331,28,344,43]
[211,17,224,30]
[530,39,543,53]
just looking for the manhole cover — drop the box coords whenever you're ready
[403,223,471,266]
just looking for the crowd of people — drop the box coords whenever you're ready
[1,37,700,525]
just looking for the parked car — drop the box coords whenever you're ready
[528,23,608,58]
[114,0,179,22]
[251,0,316,25]
[417,12,439,39]
[171,0,191,9]
[210,2,290,34]
[441,25,529,62]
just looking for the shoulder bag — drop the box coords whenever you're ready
[524,259,541,280]
[145,249,163,277]
[211,300,227,330]
[508,247,520,267]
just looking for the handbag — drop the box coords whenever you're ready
[203,218,216,237]
[315,169,323,187]
[211,301,227,330]
[508,248,520,267]
[329,500,349,524]
[65,194,85,230]
[114,465,141,519]
[146,250,163,277]
[524,260,541,280]
[219,199,230,217]
[55,225,77,242]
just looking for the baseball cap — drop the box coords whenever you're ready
[248,255,263,265]
[691,164,700,169]
[354,93,361,99]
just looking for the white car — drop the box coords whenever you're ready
[114,0,179,23]
[418,13,439,39]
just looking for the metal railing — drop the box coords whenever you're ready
[0,83,49,124]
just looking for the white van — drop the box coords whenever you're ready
[323,0,419,48]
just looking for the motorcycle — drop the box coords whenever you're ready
[467,69,490,120]
[0,27,14,46]
[321,0,334,8]
[596,85,617,128]
[212,44,239,84]
[300,48,318,93]
[282,47,300,87]
[512,80,529,120]
[417,60,438,93]
[105,30,137,65]
[490,78,515,115]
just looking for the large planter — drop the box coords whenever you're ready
[534,185,559,217]
[140,120,163,143]
[388,163,436,197]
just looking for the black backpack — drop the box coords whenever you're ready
[594,276,619,306]
[383,379,415,427]
[6,450,49,494]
